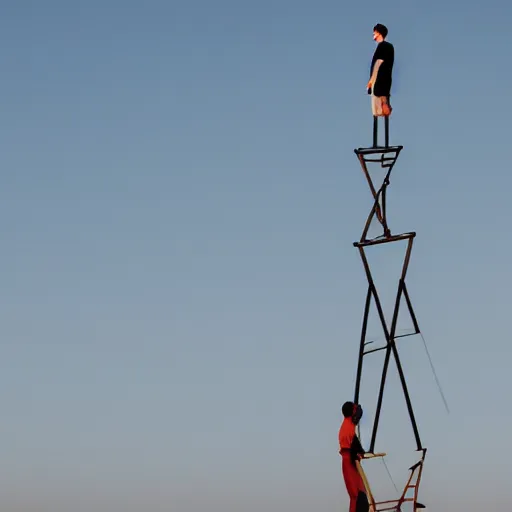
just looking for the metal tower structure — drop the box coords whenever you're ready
[351,136,427,511]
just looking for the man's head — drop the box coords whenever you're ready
[342,401,355,418]
[342,401,363,424]
[373,23,388,42]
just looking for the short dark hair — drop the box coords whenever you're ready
[373,23,388,38]
[342,401,354,417]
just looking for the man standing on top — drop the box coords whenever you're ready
[367,23,394,147]
[339,401,369,512]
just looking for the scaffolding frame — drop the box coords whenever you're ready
[350,142,427,511]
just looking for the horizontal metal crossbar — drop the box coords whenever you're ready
[363,331,419,355]
[353,232,416,248]
[363,345,387,355]
[354,145,403,156]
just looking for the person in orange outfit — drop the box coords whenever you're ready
[338,401,369,512]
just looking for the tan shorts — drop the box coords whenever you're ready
[371,95,391,116]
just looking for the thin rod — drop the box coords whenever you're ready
[368,237,423,452]
[402,283,420,334]
[388,238,423,450]
[381,179,390,236]
[354,286,372,404]
[357,249,391,345]
[357,154,384,227]
[369,319,393,452]
[357,247,394,452]
[360,195,381,241]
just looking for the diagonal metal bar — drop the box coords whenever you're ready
[354,286,372,405]
[379,236,422,452]
[354,147,402,242]
[354,235,423,453]
[356,152,385,229]
[355,246,393,451]
[402,283,420,334]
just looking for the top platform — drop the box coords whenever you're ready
[354,145,403,156]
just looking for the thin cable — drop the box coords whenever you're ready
[381,457,399,493]
[420,332,450,414]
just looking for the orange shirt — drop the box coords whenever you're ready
[338,417,356,451]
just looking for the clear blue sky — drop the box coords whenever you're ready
[0,1,510,511]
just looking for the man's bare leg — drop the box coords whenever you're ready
[381,97,391,147]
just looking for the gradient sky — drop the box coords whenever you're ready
[0,1,510,511]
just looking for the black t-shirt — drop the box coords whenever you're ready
[369,40,394,97]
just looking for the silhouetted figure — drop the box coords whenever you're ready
[367,24,394,147]
[339,401,369,512]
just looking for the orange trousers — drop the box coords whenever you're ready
[341,453,368,512]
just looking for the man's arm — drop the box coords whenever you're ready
[350,433,365,462]
[367,59,383,89]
